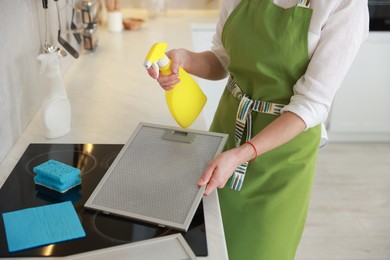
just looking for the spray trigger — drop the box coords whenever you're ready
[151,63,159,78]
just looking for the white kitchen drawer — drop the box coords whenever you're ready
[328,32,390,142]
[191,23,227,130]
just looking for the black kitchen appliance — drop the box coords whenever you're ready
[368,0,390,31]
[0,143,208,257]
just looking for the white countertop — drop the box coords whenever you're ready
[0,9,227,259]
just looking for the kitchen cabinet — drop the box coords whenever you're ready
[191,23,228,129]
[327,32,390,142]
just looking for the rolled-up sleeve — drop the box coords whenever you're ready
[282,0,369,129]
[210,0,238,72]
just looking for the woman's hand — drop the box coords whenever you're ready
[146,48,227,89]
[146,49,188,90]
[198,145,255,196]
[197,111,307,196]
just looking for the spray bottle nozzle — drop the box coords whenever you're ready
[144,42,168,68]
[144,42,172,78]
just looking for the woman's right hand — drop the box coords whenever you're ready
[146,49,188,90]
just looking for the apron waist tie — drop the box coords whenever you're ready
[227,76,285,191]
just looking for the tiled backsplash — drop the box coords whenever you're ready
[0,0,76,162]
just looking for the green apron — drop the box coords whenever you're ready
[209,0,321,259]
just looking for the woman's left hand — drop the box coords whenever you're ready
[198,147,247,196]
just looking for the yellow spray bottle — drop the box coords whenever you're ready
[144,42,207,128]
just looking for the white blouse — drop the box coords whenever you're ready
[211,0,369,129]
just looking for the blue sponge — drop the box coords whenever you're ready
[33,160,81,193]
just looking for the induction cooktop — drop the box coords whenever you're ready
[0,143,207,257]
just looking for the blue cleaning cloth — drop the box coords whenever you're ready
[33,160,81,193]
[2,201,86,253]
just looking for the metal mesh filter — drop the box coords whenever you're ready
[70,234,196,260]
[85,123,227,231]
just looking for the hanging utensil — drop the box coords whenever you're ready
[54,0,79,58]
[71,0,82,44]
[42,0,67,57]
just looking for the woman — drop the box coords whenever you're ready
[147,0,369,259]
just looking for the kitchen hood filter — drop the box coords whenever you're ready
[70,234,196,260]
[85,122,228,231]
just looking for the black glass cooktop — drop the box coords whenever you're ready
[0,144,207,257]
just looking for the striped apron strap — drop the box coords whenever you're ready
[297,0,311,8]
[227,76,285,191]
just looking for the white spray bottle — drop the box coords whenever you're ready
[37,53,71,138]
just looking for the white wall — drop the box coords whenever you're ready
[0,1,75,162]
